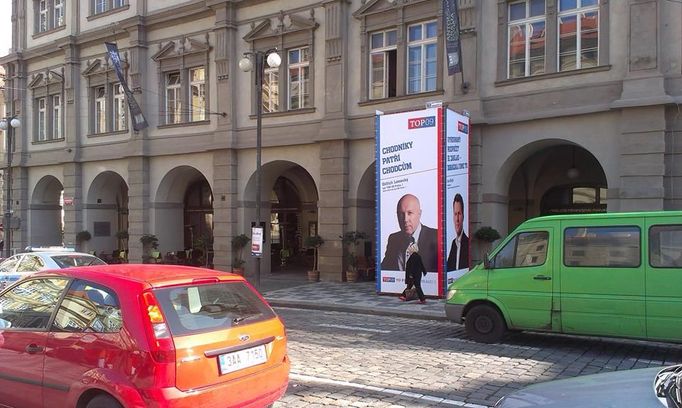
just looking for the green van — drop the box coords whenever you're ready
[445,211,682,343]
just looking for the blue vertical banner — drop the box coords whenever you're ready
[376,108,443,297]
[444,109,470,290]
[105,42,149,131]
[443,0,462,75]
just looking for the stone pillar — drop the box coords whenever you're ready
[62,163,83,247]
[318,140,348,282]
[128,157,150,262]
[213,150,238,272]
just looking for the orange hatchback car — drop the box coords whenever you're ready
[0,264,290,408]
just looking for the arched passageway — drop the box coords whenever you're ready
[30,176,64,247]
[85,171,129,257]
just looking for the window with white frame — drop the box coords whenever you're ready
[369,29,397,100]
[36,0,66,33]
[38,98,47,141]
[558,0,599,71]
[92,0,127,15]
[165,72,182,124]
[288,47,310,110]
[52,95,61,139]
[95,86,106,134]
[407,21,438,94]
[113,83,126,131]
[508,0,546,79]
[189,67,206,122]
[263,67,279,113]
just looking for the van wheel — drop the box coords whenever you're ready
[465,304,506,343]
[86,395,123,408]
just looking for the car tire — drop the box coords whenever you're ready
[465,304,506,343]
[86,395,123,408]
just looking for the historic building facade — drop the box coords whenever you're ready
[1,0,681,280]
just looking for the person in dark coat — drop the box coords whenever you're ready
[399,244,427,303]
[381,193,438,272]
[447,193,469,271]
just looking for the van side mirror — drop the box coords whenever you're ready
[483,253,492,269]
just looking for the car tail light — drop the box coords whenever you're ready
[141,291,175,364]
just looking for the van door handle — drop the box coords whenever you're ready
[533,275,552,281]
[25,344,44,354]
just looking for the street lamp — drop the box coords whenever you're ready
[0,116,21,258]
[239,48,281,289]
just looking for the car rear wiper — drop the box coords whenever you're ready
[655,365,682,408]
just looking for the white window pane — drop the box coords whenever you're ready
[300,47,309,62]
[530,0,545,17]
[386,30,397,46]
[289,49,299,64]
[407,46,421,93]
[370,53,385,99]
[408,25,422,42]
[581,0,598,6]
[425,44,437,91]
[371,33,383,49]
[559,0,577,11]
[425,22,438,39]
[509,2,526,21]
[302,66,310,108]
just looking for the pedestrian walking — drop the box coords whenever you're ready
[399,242,427,304]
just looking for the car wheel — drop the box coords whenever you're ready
[86,395,123,408]
[465,304,506,343]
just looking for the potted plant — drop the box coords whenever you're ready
[76,230,92,252]
[474,226,501,263]
[231,233,250,275]
[192,233,214,267]
[304,235,324,282]
[340,231,368,282]
[140,234,159,263]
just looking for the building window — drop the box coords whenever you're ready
[95,86,106,134]
[288,47,310,110]
[93,0,126,15]
[508,0,546,78]
[564,226,640,268]
[52,94,61,139]
[407,21,438,94]
[113,83,126,131]
[558,0,599,71]
[263,67,279,113]
[36,0,66,33]
[189,67,206,122]
[369,29,397,99]
[165,72,182,124]
[38,98,47,141]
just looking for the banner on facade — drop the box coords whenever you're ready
[104,42,149,131]
[251,227,264,258]
[444,109,470,287]
[443,0,462,75]
[376,107,444,297]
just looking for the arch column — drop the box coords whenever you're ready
[63,163,83,247]
[318,140,347,282]
[213,150,238,272]
[128,157,150,262]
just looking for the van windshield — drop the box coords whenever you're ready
[153,282,276,336]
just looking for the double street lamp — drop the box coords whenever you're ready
[239,49,281,289]
[0,116,21,258]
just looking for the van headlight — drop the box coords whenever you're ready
[446,289,457,300]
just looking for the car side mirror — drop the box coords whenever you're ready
[483,253,492,269]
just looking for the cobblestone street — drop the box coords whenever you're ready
[273,307,682,407]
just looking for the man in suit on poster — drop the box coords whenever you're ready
[447,193,469,271]
[381,193,438,272]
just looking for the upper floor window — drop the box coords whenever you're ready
[36,0,65,33]
[189,67,206,122]
[113,84,127,131]
[52,94,61,139]
[263,66,279,113]
[558,0,599,71]
[288,47,311,110]
[29,70,64,142]
[37,98,47,141]
[508,0,546,79]
[407,21,438,94]
[93,0,127,15]
[95,86,106,133]
[369,29,397,100]
[165,72,182,124]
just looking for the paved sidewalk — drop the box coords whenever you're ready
[261,276,448,321]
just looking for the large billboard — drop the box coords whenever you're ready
[376,107,443,296]
[444,109,470,287]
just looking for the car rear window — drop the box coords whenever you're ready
[51,255,106,268]
[154,281,276,336]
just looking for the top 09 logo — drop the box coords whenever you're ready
[407,116,436,129]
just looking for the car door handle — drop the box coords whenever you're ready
[533,275,552,281]
[25,344,44,354]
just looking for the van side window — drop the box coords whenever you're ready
[493,232,549,269]
[564,226,640,267]
[649,225,682,268]
[52,280,122,333]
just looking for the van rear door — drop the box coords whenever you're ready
[560,219,645,338]
[487,229,553,330]
[645,220,682,341]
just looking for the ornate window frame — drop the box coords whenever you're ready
[82,55,130,135]
[28,69,64,143]
[33,0,66,36]
[242,11,319,116]
[152,36,211,127]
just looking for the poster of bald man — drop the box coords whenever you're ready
[376,107,443,296]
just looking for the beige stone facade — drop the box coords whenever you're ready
[1,0,681,280]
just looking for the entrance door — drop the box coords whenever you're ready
[487,229,553,330]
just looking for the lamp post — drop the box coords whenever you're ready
[0,116,21,258]
[239,49,281,289]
